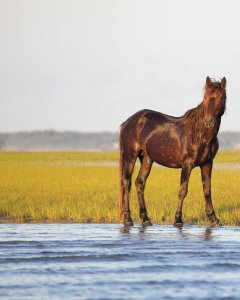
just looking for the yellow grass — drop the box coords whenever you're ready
[0,151,240,225]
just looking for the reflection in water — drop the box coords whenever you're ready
[119,225,131,234]
[119,225,152,241]
[119,225,148,238]
[174,225,213,241]
[139,226,146,234]
[1,224,240,300]
[120,224,214,241]
[119,224,214,242]
[175,224,189,240]
[204,227,213,241]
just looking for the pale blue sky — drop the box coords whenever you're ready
[0,0,240,132]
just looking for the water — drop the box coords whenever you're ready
[1,224,240,300]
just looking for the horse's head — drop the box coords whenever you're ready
[203,76,227,128]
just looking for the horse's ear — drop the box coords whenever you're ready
[206,76,212,86]
[221,77,227,89]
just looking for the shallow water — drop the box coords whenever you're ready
[1,224,240,299]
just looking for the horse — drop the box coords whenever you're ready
[119,76,227,226]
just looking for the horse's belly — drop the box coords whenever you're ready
[145,132,182,168]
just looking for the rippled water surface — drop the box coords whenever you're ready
[1,224,240,299]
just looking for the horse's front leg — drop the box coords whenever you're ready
[200,160,220,225]
[174,161,193,225]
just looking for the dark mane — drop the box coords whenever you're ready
[208,81,221,89]
[184,103,204,143]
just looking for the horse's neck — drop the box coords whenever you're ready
[184,103,204,143]
[203,118,221,145]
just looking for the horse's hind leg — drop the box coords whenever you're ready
[135,152,153,226]
[122,157,137,226]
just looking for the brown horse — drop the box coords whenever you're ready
[119,77,227,226]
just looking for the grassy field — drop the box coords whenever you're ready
[0,151,240,225]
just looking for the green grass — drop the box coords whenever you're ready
[0,151,240,225]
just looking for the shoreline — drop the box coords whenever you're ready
[0,218,232,227]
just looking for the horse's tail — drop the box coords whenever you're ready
[119,125,125,220]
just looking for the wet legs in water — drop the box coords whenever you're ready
[122,157,136,226]
[201,160,220,225]
[135,153,153,226]
[174,161,193,225]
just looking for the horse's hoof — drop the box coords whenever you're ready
[124,220,134,226]
[174,217,183,226]
[174,220,183,227]
[210,218,222,226]
[142,219,152,227]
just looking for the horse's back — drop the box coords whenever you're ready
[140,111,182,167]
[120,109,183,167]
[121,109,182,136]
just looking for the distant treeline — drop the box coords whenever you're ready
[0,130,240,151]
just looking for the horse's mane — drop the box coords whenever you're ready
[184,103,204,143]
[205,80,221,91]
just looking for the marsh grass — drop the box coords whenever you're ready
[0,151,240,225]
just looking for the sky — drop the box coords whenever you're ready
[0,0,240,133]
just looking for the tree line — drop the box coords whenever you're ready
[0,130,239,151]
